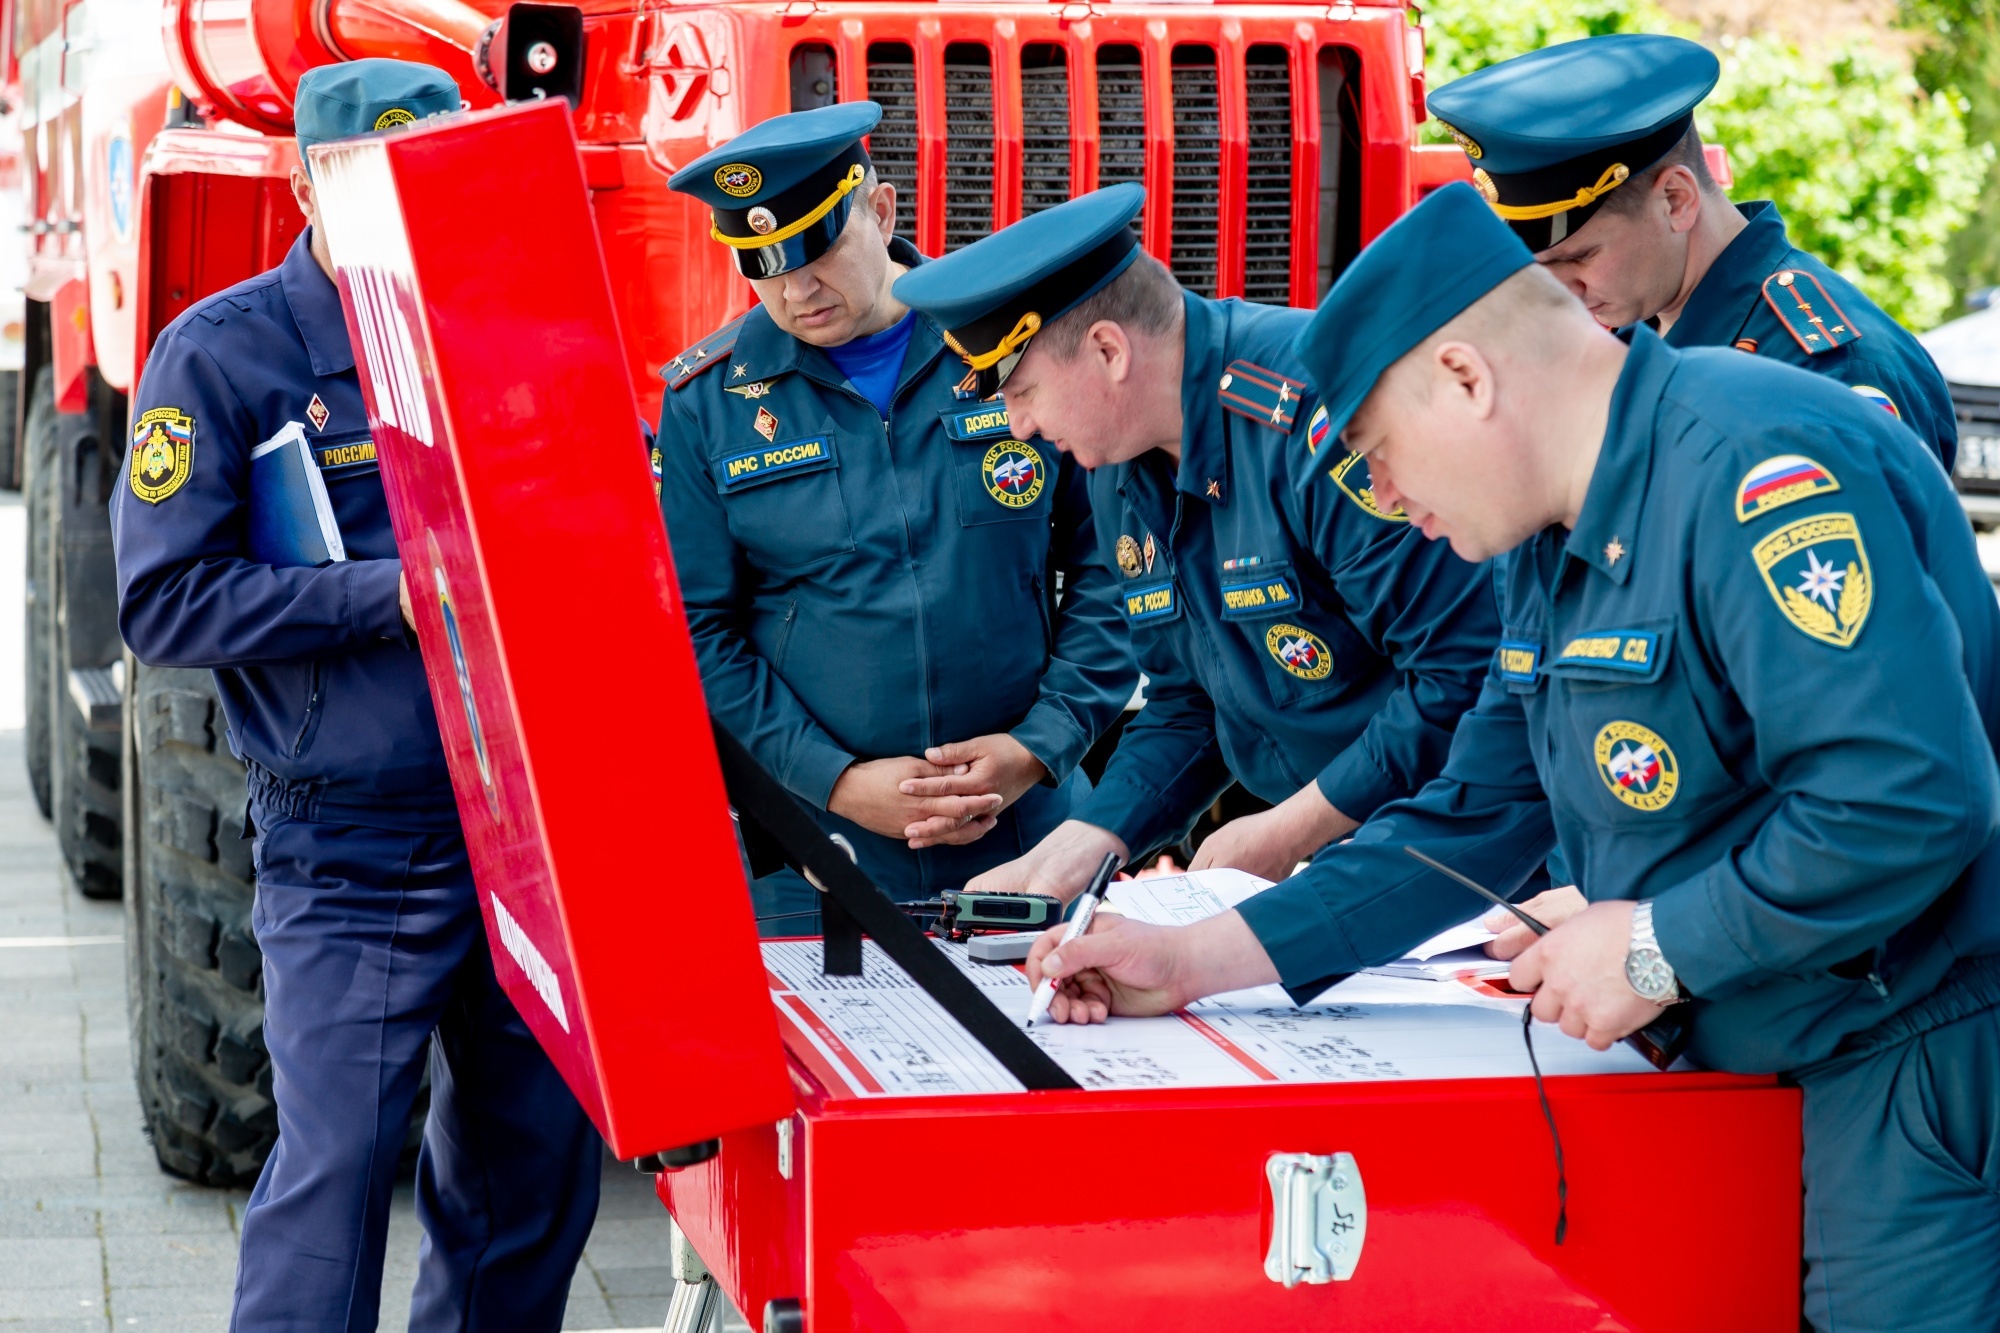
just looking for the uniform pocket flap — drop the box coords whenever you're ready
[1544,623,1675,684]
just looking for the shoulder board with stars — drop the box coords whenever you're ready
[662,315,747,392]
[1218,359,1306,432]
[1759,270,1860,357]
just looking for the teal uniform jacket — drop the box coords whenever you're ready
[655,243,1134,897]
[1240,327,2000,1073]
[1076,294,1500,857]
[1665,200,1957,474]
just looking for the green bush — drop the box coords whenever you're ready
[1421,0,1988,329]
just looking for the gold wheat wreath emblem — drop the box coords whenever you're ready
[1752,512,1873,649]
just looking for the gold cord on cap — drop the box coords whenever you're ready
[1489,161,1631,221]
[710,163,868,249]
[943,311,1044,370]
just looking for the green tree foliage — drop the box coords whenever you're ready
[1421,0,1987,328]
[1899,0,2000,304]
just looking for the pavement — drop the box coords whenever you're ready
[0,721,719,1332]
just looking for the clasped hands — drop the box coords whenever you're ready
[1027,880,1668,1048]
[827,733,1046,848]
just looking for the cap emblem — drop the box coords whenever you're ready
[373,107,416,131]
[1472,168,1499,205]
[715,164,763,198]
[747,206,778,235]
[1440,122,1483,160]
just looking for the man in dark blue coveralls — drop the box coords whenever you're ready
[111,61,599,1332]
[656,104,1132,928]
[1027,183,2000,1331]
[894,185,1498,894]
[1429,34,1957,472]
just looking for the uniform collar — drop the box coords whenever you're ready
[726,237,943,395]
[1564,325,1674,585]
[280,229,356,377]
[1175,292,1231,506]
[1660,201,1792,350]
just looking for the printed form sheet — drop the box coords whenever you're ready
[765,871,1654,1097]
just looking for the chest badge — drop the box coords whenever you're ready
[306,394,330,432]
[725,380,772,400]
[1753,512,1872,649]
[1266,624,1333,681]
[753,406,779,442]
[1594,721,1679,812]
[982,441,1045,508]
[1116,535,1143,578]
[129,407,195,504]
[1143,533,1157,573]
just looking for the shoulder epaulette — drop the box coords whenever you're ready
[662,315,747,391]
[1760,270,1860,357]
[1218,359,1306,431]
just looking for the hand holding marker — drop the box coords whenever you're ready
[1024,851,1123,1029]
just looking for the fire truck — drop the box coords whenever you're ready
[9,0,1465,1182]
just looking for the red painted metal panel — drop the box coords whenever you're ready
[49,276,93,411]
[309,99,794,1159]
[667,1056,1800,1332]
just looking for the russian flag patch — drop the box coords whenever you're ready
[1306,404,1331,456]
[1735,454,1840,524]
[1851,384,1901,420]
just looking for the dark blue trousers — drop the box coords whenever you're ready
[1798,955,2000,1333]
[230,813,601,1332]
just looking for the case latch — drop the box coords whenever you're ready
[1264,1152,1366,1287]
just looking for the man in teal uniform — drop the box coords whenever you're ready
[1026,183,2000,1331]
[1428,34,1957,471]
[656,105,1132,926]
[892,185,1498,893]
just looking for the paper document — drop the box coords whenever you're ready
[765,871,1652,1098]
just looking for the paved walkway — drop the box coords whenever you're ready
[0,728,708,1332]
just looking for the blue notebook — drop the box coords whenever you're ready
[248,421,347,567]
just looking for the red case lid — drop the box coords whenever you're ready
[310,100,794,1157]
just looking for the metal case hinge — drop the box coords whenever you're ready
[1264,1152,1366,1287]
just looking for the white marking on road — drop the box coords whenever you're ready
[0,935,123,947]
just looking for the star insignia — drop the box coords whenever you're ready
[1604,537,1626,566]
[1206,479,1222,500]
[1270,405,1284,425]
[1276,383,1291,405]
[670,355,689,374]
[692,346,708,361]
[732,363,748,378]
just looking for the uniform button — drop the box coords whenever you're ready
[1218,373,1233,390]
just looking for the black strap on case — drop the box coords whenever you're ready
[711,720,1080,1092]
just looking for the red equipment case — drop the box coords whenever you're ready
[312,101,1803,1333]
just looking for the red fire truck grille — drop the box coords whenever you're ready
[853,38,1311,305]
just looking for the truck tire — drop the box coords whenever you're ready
[123,657,276,1185]
[122,659,429,1184]
[23,368,54,817]
[48,372,124,898]
[0,367,24,489]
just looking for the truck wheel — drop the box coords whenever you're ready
[48,375,123,899]
[23,367,53,817]
[123,657,277,1185]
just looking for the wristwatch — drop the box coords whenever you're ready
[1625,900,1679,1005]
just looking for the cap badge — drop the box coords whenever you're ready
[1472,168,1500,205]
[1440,122,1483,160]
[373,107,416,131]
[715,164,763,198]
[747,206,778,236]
[754,407,779,442]
[1116,535,1143,578]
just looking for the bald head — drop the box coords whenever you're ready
[1342,264,1629,560]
